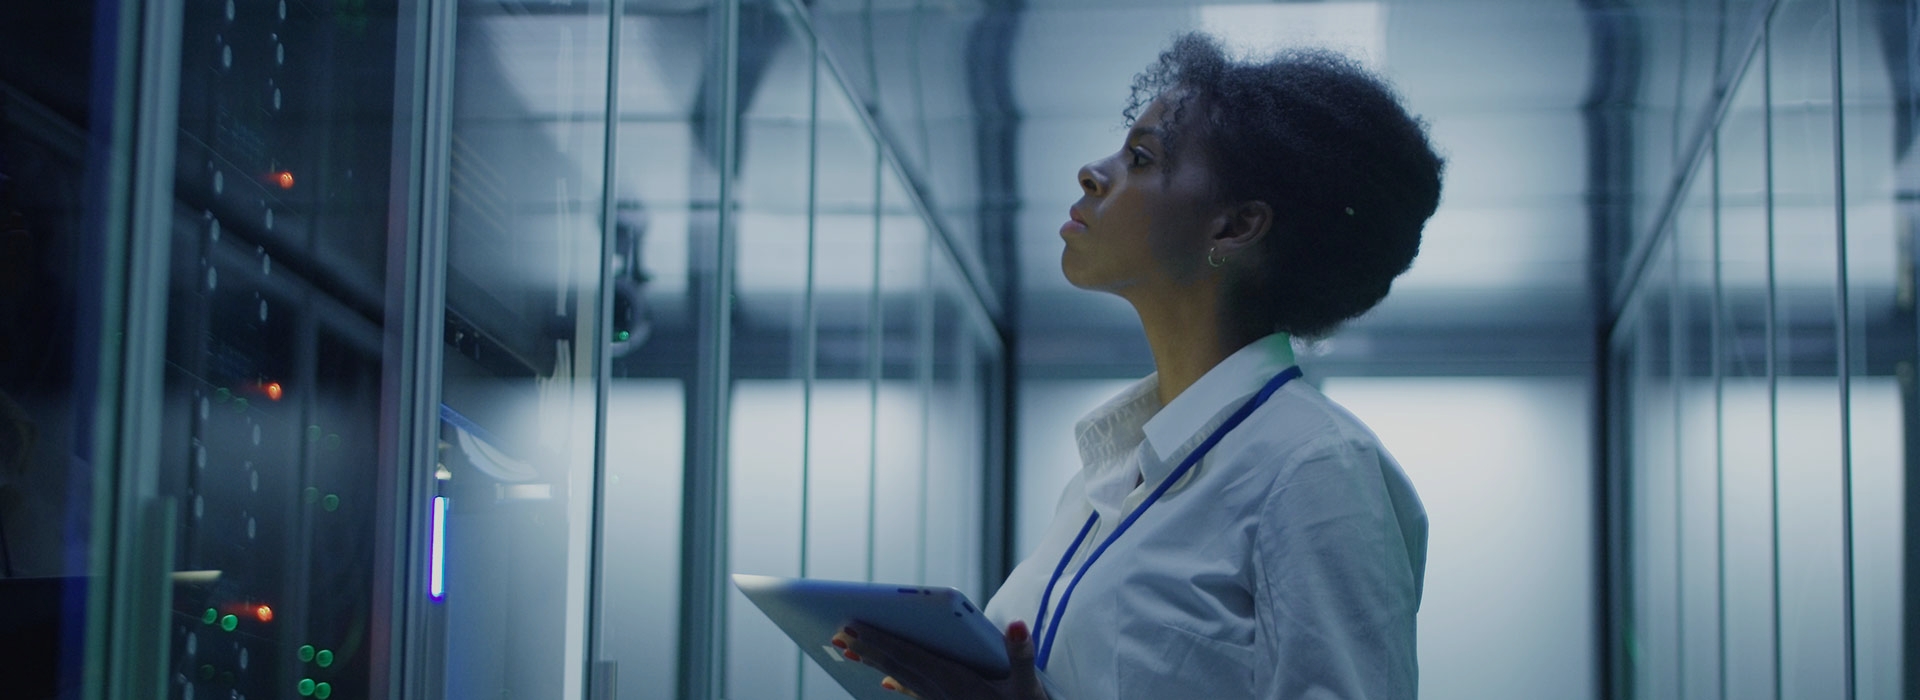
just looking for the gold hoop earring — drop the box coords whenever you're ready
[1207,246,1225,268]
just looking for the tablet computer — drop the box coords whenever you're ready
[731,574,1010,698]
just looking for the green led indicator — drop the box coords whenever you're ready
[201,608,218,625]
[233,397,248,412]
[307,425,323,442]
[616,330,631,341]
[298,644,315,662]
[215,387,231,402]
[323,433,341,451]
[198,664,215,681]
[322,494,340,512]
[297,678,315,696]
[316,649,334,667]
[304,487,320,504]
[315,682,333,699]
[219,614,238,632]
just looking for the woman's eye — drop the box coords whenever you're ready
[1128,147,1151,168]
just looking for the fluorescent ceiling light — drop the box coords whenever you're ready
[1197,2,1386,68]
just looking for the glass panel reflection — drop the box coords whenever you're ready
[802,47,880,587]
[1674,140,1721,700]
[1716,42,1778,700]
[810,0,989,294]
[726,2,813,697]
[873,165,931,588]
[800,46,880,700]
[1839,1,1910,697]
[1629,4,1684,261]
[1672,0,1727,163]
[593,2,723,698]
[925,251,989,601]
[1628,240,1678,700]
[436,1,610,696]
[1768,2,1849,695]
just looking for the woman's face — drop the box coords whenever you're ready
[1059,93,1225,297]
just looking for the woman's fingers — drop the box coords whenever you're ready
[836,620,1036,699]
[879,675,922,698]
[1003,620,1045,699]
[844,621,913,667]
[842,622,941,694]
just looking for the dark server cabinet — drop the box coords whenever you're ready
[159,0,406,697]
[0,1,104,696]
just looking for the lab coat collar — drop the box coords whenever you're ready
[1140,333,1297,474]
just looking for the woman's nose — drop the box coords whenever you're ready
[1078,162,1105,197]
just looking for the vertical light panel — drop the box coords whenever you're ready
[872,166,932,587]
[1837,0,1909,697]
[1717,29,1780,700]
[591,0,726,695]
[724,3,814,698]
[1630,238,1681,700]
[802,43,881,588]
[1675,138,1723,700]
[599,381,687,700]
[924,252,989,602]
[1769,1,1851,696]
[430,496,447,601]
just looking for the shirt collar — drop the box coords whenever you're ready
[1141,332,1297,467]
[1071,374,1162,471]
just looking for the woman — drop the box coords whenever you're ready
[834,31,1443,699]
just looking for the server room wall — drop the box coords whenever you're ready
[0,0,1001,698]
[1609,1,1915,699]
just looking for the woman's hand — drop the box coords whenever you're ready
[828,620,1048,700]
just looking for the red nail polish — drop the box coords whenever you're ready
[882,679,901,691]
[1008,620,1030,644]
[831,639,847,649]
[843,627,859,639]
[843,650,862,662]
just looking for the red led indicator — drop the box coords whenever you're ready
[255,605,274,623]
[275,171,295,189]
[265,382,284,401]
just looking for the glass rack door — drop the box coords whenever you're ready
[428,0,612,697]
[156,0,412,697]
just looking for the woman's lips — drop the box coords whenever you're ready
[1061,207,1087,235]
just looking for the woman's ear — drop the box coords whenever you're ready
[1212,200,1273,258]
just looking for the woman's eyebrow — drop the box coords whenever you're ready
[1126,125,1166,145]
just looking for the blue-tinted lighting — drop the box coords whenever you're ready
[429,496,447,601]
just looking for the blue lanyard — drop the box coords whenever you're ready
[1032,365,1302,671]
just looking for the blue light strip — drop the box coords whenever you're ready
[429,496,447,601]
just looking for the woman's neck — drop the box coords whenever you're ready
[1129,288,1268,407]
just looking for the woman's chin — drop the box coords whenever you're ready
[1059,262,1128,295]
[1059,256,1094,290]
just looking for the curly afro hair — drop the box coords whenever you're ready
[1126,32,1444,339]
